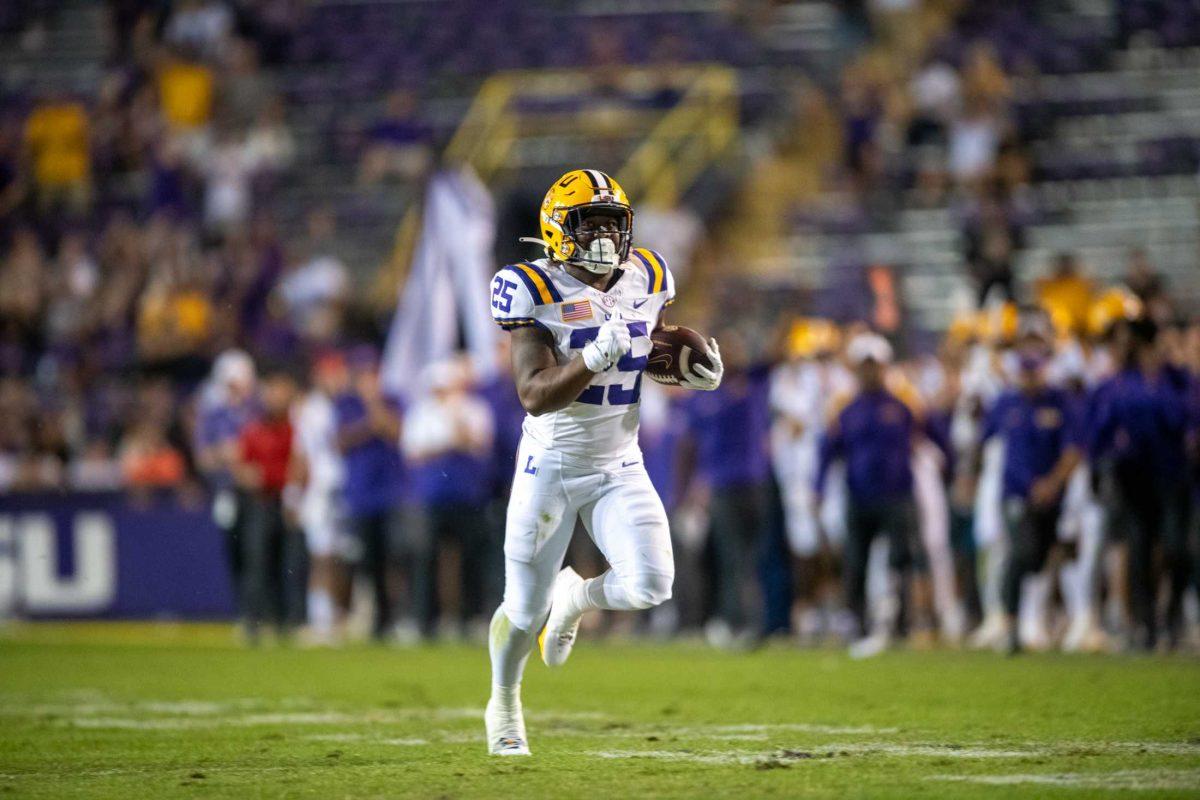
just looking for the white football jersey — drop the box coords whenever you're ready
[489,249,676,464]
[293,391,343,493]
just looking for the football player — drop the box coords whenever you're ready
[484,169,723,755]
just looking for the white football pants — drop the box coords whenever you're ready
[501,436,674,631]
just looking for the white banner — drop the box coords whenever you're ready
[381,168,498,398]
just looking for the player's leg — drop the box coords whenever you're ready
[486,443,576,755]
[843,502,876,639]
[300,491,339,643]
[538,464,673,666]
[1001,500,1058,654]
[1063,493,1106,652]
[970,440,1009,648]
[1121,478,1160,650]
[239,494,272,642]
[1162,480,1192,648]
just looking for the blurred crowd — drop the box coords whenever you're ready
[142,261,1200,656]
[0,0,441,494]
[1,1,1199,656]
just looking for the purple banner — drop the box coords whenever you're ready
[0,492,236,619]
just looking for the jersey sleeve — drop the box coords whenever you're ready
[490,263,559,331]
[630,248,675,305]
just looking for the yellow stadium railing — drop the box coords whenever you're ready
[372,65,738,304]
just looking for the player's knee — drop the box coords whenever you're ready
[502,598,552,633]
[626,571,673,609]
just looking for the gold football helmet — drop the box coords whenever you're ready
[520,169,633,274]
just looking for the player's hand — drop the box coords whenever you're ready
[682,338,723,391]
[582,313,631,372]
[1029,476,1060,508]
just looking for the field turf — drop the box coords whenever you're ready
[1,623,1199,798]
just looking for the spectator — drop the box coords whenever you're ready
[403,357,494,638]
[334,347,412,641]
[477,337,526,613]
[164,0,233,61]
[1036,252,1095,337]
[157,52,216,131]
[68,438,123,491]
[1123,248,1164,303]
[135,228,214,376]
[0,229,47,359]
[1123,248,1172,324]
[277,207,348,343]
[980,329,1082,655]
[194,123,265,238]
[357,89,433,186]
[949,95,1000,187]
[292,351,351,646]
[963,191,1021,306]
[23,94,91,217]
[44,231,99,347]
[907,58,960,147]
[816,333,921,657]
[119,419,187,489]
[235,368,300,641]
[219,38,274,129]
[243,97,295,174]
[194,349,259,617]
[1090,319,1193,650]
[676,330,772,649]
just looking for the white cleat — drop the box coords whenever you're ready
[539,567,585,667]
[848,631,891,660]
[485,690,530,756]
[968,612,1007,651]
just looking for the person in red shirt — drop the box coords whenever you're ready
[235,370,299,642]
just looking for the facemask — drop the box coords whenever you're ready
[579,237,619,274]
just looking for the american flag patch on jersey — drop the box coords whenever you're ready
[560,299,593,322]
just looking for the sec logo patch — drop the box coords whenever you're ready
[600,295,616,308]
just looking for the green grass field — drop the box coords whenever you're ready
[2,624,1199,798]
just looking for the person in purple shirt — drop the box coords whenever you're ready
[815,333,920,650]
[334,346,410,641]
[477,340,527,612]
[402,358,495,637]
[981,331,1082,655]
[1089,318,1192,650]
[676,331,772,646]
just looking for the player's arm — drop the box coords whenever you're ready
[509,326,602,416]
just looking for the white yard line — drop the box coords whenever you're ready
[931,769,1200,791]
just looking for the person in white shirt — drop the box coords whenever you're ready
[291,352,350,644]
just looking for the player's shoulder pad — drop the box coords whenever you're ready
[491,261,562,329]
[630,247,675,301]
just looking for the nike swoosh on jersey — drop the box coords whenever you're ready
[620,460,640,468]
[632,298,649,309]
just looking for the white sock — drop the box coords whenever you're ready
[308,589,334,632]
[1020,574,1051,641]
[571,570,640,613]
[489,606,535,691]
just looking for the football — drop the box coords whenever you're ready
[646,325,713,385]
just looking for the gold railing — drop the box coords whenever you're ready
[372,65,739,303]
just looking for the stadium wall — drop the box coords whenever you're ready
[0,493,235,620]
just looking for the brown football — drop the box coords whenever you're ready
[646,325,713,386]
